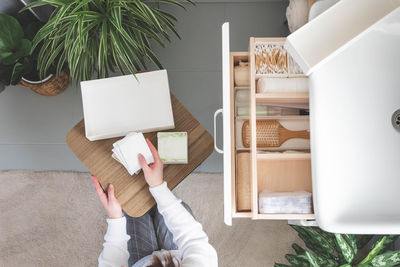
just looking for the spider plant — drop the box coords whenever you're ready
[21,0,193,81]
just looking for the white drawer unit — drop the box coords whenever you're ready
[216,23,315,226]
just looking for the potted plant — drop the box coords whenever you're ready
[22,0,193,81]
[0,13,69,96]
[275,225,400,267]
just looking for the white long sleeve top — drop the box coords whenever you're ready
[98,182,218,267]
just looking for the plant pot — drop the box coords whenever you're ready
[19,68,70,96]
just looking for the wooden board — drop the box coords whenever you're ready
[236,152,251,211]
[66,94,214,217]
[257,155,312,194]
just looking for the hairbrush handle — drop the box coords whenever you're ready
[279,126,310,144]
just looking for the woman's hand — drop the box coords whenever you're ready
[138,138,164,188]
[91,175,124,219]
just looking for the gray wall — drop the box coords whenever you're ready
[0,1,289,172]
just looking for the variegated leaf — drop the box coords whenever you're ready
[305,251,319,267]
[292,243,306,255]
[344,234,358,255]
[370,250,400,267]
[381,235,399,252]
[300,251,339,267]
[285,254,311,267]
[335,234,355,263]
[358,236,387,266]
[291,225,335,258]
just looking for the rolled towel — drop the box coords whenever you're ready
[257,78,309,93]
[234,61,250,87]
[235,89,249,104]
[259,190,312,214]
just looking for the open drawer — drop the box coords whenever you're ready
[217,23,315,226]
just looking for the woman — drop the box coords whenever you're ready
[91,139,218,267]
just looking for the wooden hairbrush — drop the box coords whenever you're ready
[242,120,310,148]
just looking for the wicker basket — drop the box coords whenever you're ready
[19,69,70,96]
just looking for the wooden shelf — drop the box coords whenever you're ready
[256,213,315,220]
[235,86,249,90]
[237,115,309,121]
[232,211,252,218]
[256,93,309,104]
[256,153,311,160]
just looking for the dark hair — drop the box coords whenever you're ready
[147,252,176,267]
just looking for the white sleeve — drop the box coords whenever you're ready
[98,217,130,267]
[150,182,218,267]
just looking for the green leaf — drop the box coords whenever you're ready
[358,236,387,266]
[370,250,400,267]
[0,62,24,85]
[381,235,399,252]
[312,227,338,252]
[335,234,356,264]
[28,0,188,81]
[291,225,336,260]
[344,234,358,256]
[292,243,306,255]
[0,14,25,58]
[357,236,374,249]
[1,39,32,65]
[299,251,339,267]
[304,251,320,267]
[339,264,352,267]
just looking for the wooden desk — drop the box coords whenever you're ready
[66,94,214,217]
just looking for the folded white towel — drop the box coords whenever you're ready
[112,132,154,175]
[259,190,312,214]
[257,78,309,93]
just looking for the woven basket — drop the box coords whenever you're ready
[19,69,70,96]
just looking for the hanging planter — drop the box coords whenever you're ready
[19,68,69,96]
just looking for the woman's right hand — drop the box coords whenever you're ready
[138,138,164,188]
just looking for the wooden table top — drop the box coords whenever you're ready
[66,94,214,217]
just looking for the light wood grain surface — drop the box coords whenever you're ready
[236,152,251,211]
[66,94,214,217]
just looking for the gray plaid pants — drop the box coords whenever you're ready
[125,202,193,266]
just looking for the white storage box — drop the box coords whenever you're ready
[285,0,400,75]
[81,70,175,141]
[259,191,312,214]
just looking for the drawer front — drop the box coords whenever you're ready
[221,22,233,226]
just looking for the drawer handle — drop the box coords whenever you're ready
[288,220,318,227]
[213,109,224,154]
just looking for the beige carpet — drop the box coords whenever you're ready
[0,171,301,267]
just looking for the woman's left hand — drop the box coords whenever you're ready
[91,174,124,219]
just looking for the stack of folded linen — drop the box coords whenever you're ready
[112,132,154,175]
[259,190,312,214]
